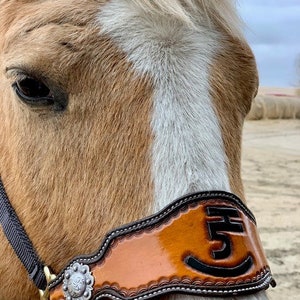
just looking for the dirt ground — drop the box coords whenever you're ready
[242,119,300,299]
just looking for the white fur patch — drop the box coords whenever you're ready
[98,0,230,211]
[98,2,268,300]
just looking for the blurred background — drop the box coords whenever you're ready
[238,0,300,88]
[237,1,299,299]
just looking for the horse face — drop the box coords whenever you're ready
[0,1,259,299]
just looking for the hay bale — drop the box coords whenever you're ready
[246,96,265,120]
[247,95,300,120]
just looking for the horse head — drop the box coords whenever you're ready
[0,1,273,300]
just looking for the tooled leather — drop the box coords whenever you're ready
[49,191,274,300]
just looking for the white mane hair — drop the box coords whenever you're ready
[131,0,243,37]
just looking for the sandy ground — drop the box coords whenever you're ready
[242,119,300,299]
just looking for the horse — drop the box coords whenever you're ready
[0,1,273,299]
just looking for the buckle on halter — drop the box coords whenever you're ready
[39,266,56,300]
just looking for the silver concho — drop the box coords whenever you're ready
[63,262,94,300]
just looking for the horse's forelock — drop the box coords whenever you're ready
[131,0,243,38]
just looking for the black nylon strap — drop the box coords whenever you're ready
[0,177,47,290]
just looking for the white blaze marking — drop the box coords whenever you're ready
[98,0,231,212]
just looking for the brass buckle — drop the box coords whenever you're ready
[39,266,56,300]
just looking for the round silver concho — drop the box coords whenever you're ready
[62,262,94,300]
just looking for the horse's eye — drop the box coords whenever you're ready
[7,67,68,112]
[13,77,54,107]
[17,77,51,98]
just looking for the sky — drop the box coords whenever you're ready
[238,0,300,87]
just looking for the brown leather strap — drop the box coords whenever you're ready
[49,191,275,300]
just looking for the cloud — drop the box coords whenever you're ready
[238,0,300,86]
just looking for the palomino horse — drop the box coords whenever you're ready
[0,1,274,299]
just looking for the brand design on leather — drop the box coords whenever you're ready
[49,191,275,300]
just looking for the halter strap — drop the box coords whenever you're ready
[0,177,276,299]
[0,177,47,290]
[49,191,276,300]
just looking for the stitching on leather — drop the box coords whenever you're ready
[93,272,272,300]
[49,191,257,288]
